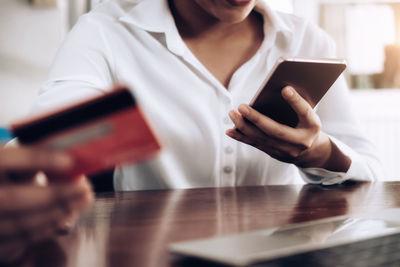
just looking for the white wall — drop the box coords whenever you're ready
[0,0,63,125]
[293,0,320,24]
[351,90,400,180]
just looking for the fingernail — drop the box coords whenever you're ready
[283,87,294,98]
[238,105,250,116]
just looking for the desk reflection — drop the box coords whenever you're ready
[13,182,393,267]
[290,181,374,223]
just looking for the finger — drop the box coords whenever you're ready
[0,182,89,214]
[0,188,90,240]
[0,239,27,265]
[74,176,94,206]
[226,128,305,162]
[237,104,307,146]
[228,110,266,140]
[226,128,257,147]
[0,205,63,238]
[26,222,60,244]
[46,175,93,208]
[281,87,316,125]
[19,209,74,243]
[0,186,91,244]
[0,218,61,251]
[0,147,74,172]
[0,192,82,235]
[226,128,278,154]
[57,210,79,234]
[226,129,286,159]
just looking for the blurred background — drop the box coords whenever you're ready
[0,0,399,179]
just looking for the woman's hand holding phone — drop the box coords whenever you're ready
[226,86,351,173]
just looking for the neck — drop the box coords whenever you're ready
[169,0,260,40]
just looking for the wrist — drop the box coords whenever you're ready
[296,133,351,172]
[321,139,351,172]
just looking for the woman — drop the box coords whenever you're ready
[31,0,382,190]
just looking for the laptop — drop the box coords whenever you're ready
[169,208,400,266]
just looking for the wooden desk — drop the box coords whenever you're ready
[21,182,400,267]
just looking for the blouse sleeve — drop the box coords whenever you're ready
[299,31,384,185]
[30,14,115,115]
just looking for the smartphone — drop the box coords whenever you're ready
[249,57,346,127]
[11,87,161,177]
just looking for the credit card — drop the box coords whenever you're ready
[11,87,161,177]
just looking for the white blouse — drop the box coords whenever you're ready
[31,0,383,190]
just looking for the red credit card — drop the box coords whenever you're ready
[11,87,161,177]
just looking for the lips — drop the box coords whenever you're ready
[226,0,252,7]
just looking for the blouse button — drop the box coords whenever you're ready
[224,146,233,154]
[223,166,233,174]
